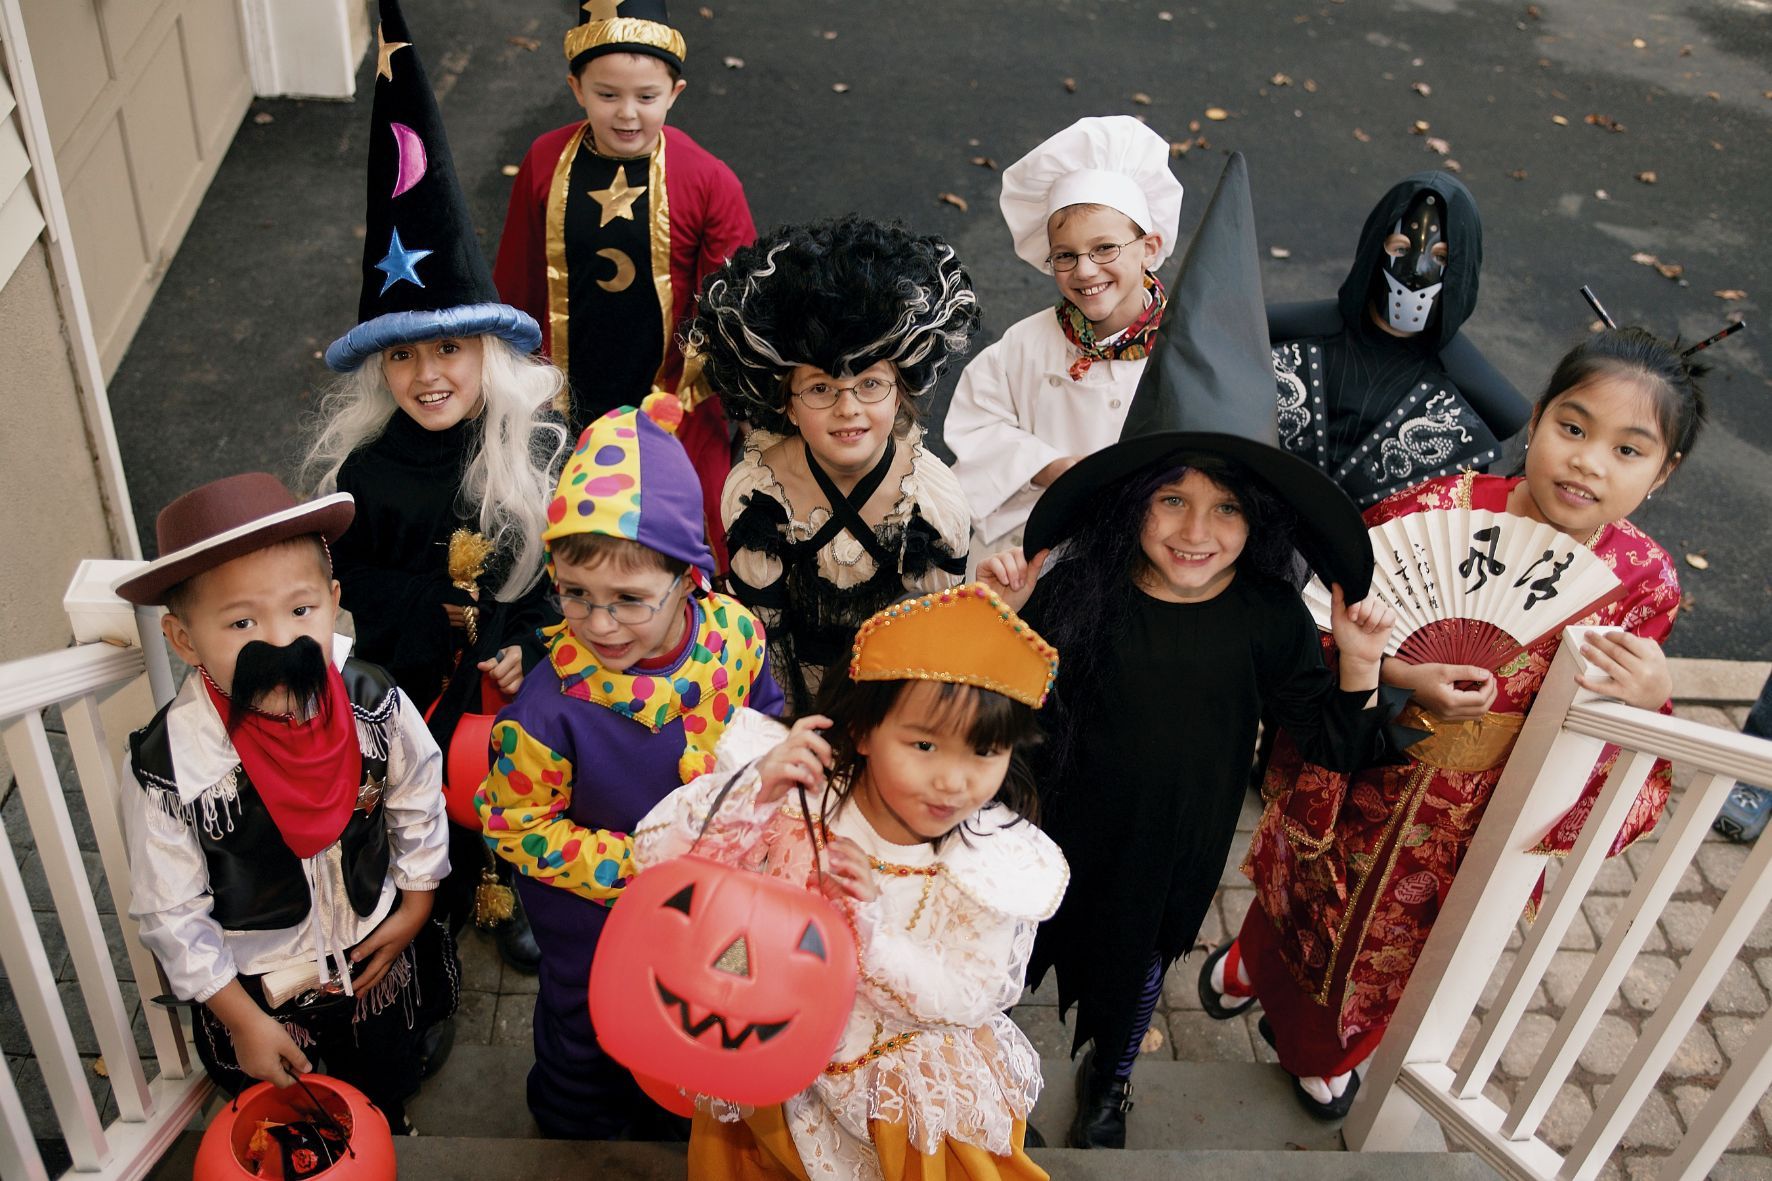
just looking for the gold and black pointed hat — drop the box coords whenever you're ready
[566,0,685,75]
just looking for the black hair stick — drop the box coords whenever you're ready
[1579,285,1617,330]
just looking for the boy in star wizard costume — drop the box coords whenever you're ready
[475,392,784,1138]
[494,0,754,571]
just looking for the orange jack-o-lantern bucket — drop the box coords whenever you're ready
[589,854,858,1107]
[633,1068,697,1117]
[194,1073,393,1179]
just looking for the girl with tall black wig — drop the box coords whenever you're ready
[686,216,980,711]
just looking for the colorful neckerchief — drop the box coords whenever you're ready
[201,666,361,859]
[546,592,767,783]
[1055,270,1168,382]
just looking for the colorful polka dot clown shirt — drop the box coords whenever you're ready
[476,393,784,904]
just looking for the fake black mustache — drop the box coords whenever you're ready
[226,636,330,727]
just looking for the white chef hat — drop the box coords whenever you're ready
[1000,115,1184,273]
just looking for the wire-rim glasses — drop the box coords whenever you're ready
[1045,238,1143,273]
[547,573,682,625]
[790,376,898,409]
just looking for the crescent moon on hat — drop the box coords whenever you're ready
[596,248,636,292]
[390,122,428,198]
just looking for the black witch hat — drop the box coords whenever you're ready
[1023,152,1374,601]
[325,0,540,371]
[566,0,685,76]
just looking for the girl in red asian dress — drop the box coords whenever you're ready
[1202,326,1705,1119]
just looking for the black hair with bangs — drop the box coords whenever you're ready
[807,656,1043,850]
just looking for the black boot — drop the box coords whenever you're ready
[1067,1048,1133,1149]
[496,891,541,973]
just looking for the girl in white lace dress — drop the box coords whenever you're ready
[631,585,1069,1180]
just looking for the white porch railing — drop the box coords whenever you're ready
[1346,637,1772,1180]
[0,563,209,1181]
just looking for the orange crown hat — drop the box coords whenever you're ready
[849,584,1059,709]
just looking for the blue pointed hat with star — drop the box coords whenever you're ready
[325,0,541,371]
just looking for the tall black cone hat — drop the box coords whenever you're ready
[1023,152,1374,600]
[325,0,541,371]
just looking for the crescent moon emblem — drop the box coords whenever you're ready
[390,122,428,198]
[596,248,636,293]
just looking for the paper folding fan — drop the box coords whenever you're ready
[1303,508,1624,671]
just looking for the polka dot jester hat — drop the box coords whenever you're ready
[543,391,714,588]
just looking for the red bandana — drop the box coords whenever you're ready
[203,665,362,859]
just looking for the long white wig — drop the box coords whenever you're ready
[302,335,568,601]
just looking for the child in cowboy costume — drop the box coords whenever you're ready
[117,474,457,1135]
[475,392,785,1138]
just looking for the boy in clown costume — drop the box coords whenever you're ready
[476,392,784,1138]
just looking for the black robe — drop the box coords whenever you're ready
[1268,171,1528,507]
[1024,572,1383,1056]
[332,409,558,752]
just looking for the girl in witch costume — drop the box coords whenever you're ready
[945,116,1184,558]
[475,393,786,1139]
[116,474,457,1135]
[631,584,1068,1180]
[687,216,978,712]
[979,155,1401,1150]
[303,0,568,967]
[1204,326,1702,1119]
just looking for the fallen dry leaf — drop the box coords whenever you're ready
[1303,78,1319,93]
[1169,140,1193,157]
[1706,91,1721,102]
[1714,289,1749,301]
[938,192,969,212]
[1585,113,1627,132]
[1636,170,1658,184]
[821,30,838,40]
[1595,188,1609,199]
[1525,3,1542,18]
[831,82,850,93]
[1425,136,1451,155]
[1352,127,1372,143]
[1063,77,1078,93]
[93,1057,108,1078]
[1631,37,1647,49]
[1411,81,1432,97]
[1508,168,1529,180]
[507,35,541,51]
[1446,159,1463,172]
[252,111,273,125]
[1552,114,1570,126]
[1590,319,1609,333]
[1132,93,1153,106]
[1205,106,1229,120]
[1271,72,1293,87]
[698,5,714,17]
[1188,119,1202,133]
[1680,44,1693,57]
[1411,119,1431,134]
[1140,1025,1166,1053]
[1630,251,1659,266]
[500,163,520,177]
[970,155,998,170]
[1158,10,1174,20]
[1269,246,1292,259]
[722,55,744,68]
[1656,262,1684,280]
[1685,553,1710,571]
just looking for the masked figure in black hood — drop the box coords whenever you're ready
[1267,171,1528,508]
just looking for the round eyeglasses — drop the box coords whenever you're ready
[1045,238,1143,273]
[791,376,898,409]
[546,574,682,625]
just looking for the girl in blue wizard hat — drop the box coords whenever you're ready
[301,0,568,970]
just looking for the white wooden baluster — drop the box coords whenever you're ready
[1453,748,1658,1103]
[0,1051,51,1181]
[1346,642,1603,1154]
[1560,821,1772,1180]
[1505,770,1740,1139]
[0,774,108,1169]
[1658,1008,1772,1181]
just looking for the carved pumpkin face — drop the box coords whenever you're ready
[589,855,858,1106]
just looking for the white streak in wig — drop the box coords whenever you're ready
[300,336,568,601]
[686,238,979,423]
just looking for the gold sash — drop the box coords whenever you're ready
[1399,703,1526,773]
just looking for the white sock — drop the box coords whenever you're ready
[1209,948,1252,998]
[1328,1071,1352,1099]
[1300,1075,1334,1105]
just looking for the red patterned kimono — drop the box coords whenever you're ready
[1238,471,1681,1077]
[494,122,755,569]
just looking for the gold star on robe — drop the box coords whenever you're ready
[587,168,646,228]
[582,0,624,20]
[376,23,411,82]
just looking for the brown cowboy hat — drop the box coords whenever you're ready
[114,473,355,607]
